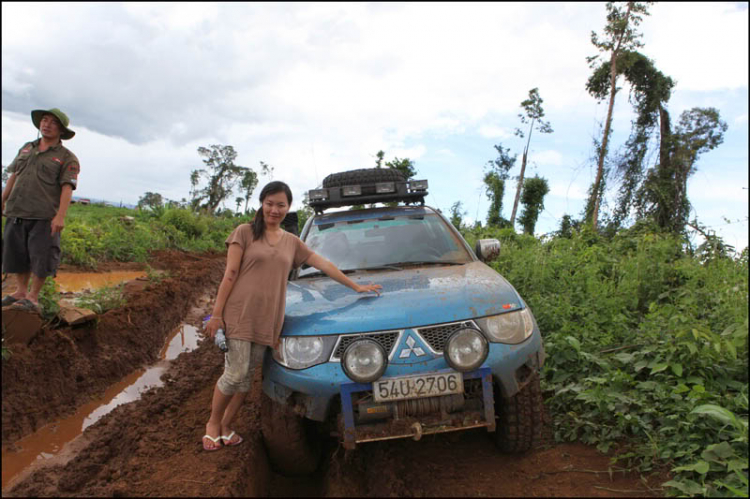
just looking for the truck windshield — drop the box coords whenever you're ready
[298,214,473,277]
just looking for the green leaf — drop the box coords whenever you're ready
[614,352,635,363]
[673,384,690,394]
[691,404,736,425]
[702,442,735,463]
[724,340,737,360]
[670,363,684,377]
[650,363,669,374]
[663,479,704,496]
[634,359,649,372]
[672,460,710,474]
[566,336,581,352]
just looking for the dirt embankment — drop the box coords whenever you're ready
[3,250,668,497]
[2,250,225,447]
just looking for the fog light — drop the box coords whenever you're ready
[308,189,328,200]
[343,185,362,196]
[444,328,488,372]
[410,179,428,190]
[376,182,395,193]
[342,339,387,383]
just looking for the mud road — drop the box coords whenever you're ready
[2,250,666,497]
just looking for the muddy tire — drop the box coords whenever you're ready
[260,393,321,476]
[322,168,405,188]
[494,373,544,453]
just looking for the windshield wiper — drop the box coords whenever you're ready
[351,265,403,272]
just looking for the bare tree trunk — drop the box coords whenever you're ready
[590,2,634,230]
[510,121,534,227]
[591,62,618,230]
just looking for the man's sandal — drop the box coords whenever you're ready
[1,295,20,307]
[10,299,41,314]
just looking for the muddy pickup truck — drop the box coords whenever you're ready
[260,168,545,475]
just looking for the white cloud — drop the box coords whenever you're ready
[477,125,513,139]
[644,3,748,92]
[1,2,746,245]
[549,181,589,201]
[529,150,564,167]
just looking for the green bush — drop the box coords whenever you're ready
[160,208,208,238]
[462,225,748,497]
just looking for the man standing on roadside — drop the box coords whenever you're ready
[1,108,80,314]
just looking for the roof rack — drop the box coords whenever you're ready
[308,179,428,213]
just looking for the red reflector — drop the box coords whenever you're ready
[502,304,513,309]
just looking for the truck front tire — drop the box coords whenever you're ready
[260,393,321,476]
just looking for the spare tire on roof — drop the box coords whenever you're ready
[282,211,299,236]
[322,168,406,188]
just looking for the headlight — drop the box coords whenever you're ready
[273,336,335,369]
[342,339,387,383]
[444,328,488,372]
[477,308,535,344]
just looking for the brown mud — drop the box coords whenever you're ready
[2,250,668,497]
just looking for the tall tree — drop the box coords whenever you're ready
[137,191,164,211]
[518,175,550,235]
[449,201,467,230]
[586,1,653,230]
[375,150,385,168]
[510,88,553,227]
[386,157,417,179]
[587,50,675,228]
[240,166,259,215]
[638,107,727,233]
[483,144,517,227]
[190,145,255,214]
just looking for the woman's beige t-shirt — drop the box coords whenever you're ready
[223,224,313,348]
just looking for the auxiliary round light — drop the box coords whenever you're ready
[342,339,387,383]
[444,328,489,372]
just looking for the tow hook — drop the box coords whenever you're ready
[411,422,423,441]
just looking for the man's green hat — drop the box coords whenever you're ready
[31,108,76,140]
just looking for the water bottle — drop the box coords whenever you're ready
[215,328,228,352]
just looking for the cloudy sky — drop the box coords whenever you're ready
[2,2,748,251]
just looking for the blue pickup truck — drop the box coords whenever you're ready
[261,168,545,475]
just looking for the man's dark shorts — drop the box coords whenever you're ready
[2,218,61,278]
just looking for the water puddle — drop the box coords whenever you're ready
[55,271,148,293]
[1,324,201,490]
[1,271,148,297]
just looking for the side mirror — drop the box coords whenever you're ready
[475,239,500,262]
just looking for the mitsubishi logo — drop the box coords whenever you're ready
[399,334,426,359]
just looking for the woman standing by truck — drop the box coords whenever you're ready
[201,181,381,451]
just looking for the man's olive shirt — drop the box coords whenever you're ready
[5,139,80,220]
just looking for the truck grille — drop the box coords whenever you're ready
[331,331,400,361]
[415,320,478,353]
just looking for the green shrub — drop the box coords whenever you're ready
[38,277,61,321]
[161,208,208,239]
[465,226,748,497]
[76,284,127,314]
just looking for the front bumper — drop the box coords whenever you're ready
[261,332,544,423]
[338,367,495,449]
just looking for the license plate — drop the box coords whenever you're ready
[373,372,463,402]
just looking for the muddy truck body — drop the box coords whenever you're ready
[260,169,545,475]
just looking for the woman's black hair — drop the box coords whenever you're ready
[251,181,293,241]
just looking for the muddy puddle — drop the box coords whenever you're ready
[1,324,201,489]
[1,271,149,296]
[54,271,148,293]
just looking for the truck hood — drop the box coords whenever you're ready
[283,261,524,336]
